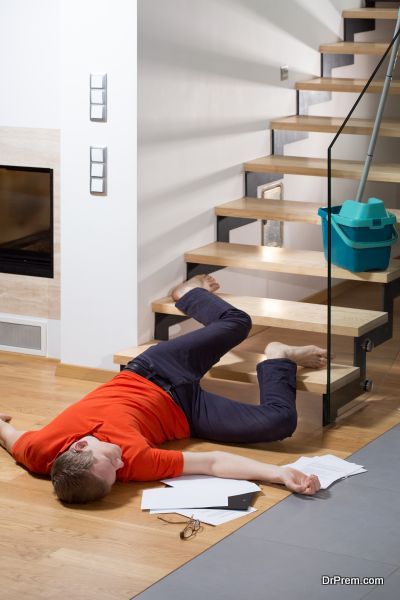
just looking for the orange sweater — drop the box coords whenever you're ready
[12,371,190,481]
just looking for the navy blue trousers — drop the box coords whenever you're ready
[126,288,298,444]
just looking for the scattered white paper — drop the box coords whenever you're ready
[161,475,261,494]
[141,487,228,510]
[151,507,257,526]
[143,475,261,523]
[283,454,367,489]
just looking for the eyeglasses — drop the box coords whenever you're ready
[157,514,203,540]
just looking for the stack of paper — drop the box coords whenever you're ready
[141,475,261,526]
[283,454,367,489]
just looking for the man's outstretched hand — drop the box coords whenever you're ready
[280,466,321,495]
[0,414,24,453]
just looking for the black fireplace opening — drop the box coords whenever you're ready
[0,165,54,278]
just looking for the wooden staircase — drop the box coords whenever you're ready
[343,8,398,20]
[244,155,400,183]
[115,3,400,425]
[151,294,388,336]
[320,41,400,55]
[115,343,360,395]
[215,197,400,224]
[271,115,400,137]
[185,243,400,283]
[296,77,400,94]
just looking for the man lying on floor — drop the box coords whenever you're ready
[0,275,324,504]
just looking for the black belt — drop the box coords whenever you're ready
[125,361,174,396]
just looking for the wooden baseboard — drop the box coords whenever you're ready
[55,363,117,383]
[0,350,60,364]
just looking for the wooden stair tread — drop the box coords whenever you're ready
[296,77,400,94]
[320,42,399,56]
[184,242,400,283]
[152,294,388,337]
[113,344,360,394]
[271,115,400,137]
[244,155,400,183]
[114,342,158,365]
[343,8,398,20]
[215,198,320,224]
[208,349,360,393]
[215,198,400,225]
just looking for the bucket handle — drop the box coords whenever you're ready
[331,218,398,249]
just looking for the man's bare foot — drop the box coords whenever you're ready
[171,274,220,302]
[264,341,327,369]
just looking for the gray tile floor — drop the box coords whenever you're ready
[133,425,400,599]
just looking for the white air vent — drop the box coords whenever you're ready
[0,315,47,356]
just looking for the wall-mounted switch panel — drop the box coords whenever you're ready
[91,74,106,88]
[90,146,107,195]
[90,105,105,120]
[91,89,105,104]
[91,163,104,177]
[90,178,105,193]
[91,146,106,163]
[90,73,107,121]
[280,65,289,81]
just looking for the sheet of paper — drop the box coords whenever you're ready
[141,487,228,510]
[283,454,366,489]
[150,507,257,526]
[319,454,366,475]
[161,475,261,494]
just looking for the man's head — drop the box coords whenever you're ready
[51,436,124,504]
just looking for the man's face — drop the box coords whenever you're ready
[70,436,124,487]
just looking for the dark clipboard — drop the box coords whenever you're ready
[207,491,257,511]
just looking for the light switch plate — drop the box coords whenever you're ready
[90,177,105,193]
[280,65,289,81]
[91,163,104,177]
[91,89,105,104]
[90,146,107,195]
[90,146,106,162]
[90,104,105,121]
[90,74,106,89]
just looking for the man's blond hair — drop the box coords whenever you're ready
[51,450,110,503]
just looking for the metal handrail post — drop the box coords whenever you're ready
[355,9,400,202]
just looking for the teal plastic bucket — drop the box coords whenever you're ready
[318,198,398,272]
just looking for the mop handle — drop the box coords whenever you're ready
[355,8,400,203]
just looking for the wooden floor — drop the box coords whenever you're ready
[0,285,399,600]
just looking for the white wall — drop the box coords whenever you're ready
[0,0,60,128]
[0,1,61,357]
[0,0,137,369]
[59,0,137,370]
[137,0,365,342]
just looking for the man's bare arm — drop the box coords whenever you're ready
[0,414,26,453]
[182,450,320,496]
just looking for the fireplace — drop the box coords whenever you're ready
[0,165,53,278]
